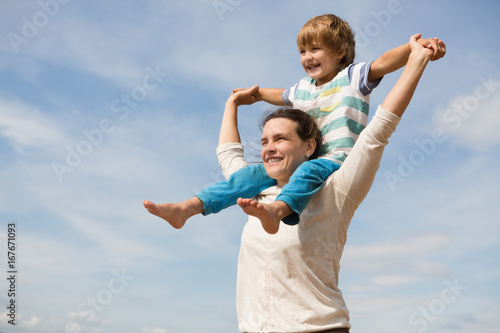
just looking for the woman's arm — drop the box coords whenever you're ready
[218,84,260,146]
[217,85,261,178]
[381,34,433,117]
[335,34,439,204]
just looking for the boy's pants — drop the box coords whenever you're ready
[195,159,340,225]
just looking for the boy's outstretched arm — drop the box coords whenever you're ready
[258,88,286,106]
[381,34,435,117]
[368,33,446,83]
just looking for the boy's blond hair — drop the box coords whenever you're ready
[297,14,356,71]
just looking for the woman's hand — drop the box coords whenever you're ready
[416,35,446,61]
[409,33,434,62]
[380,33,437,117]
[228,84,260,107]
[219,85,259,145]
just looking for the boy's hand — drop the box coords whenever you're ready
[416,36,446,61]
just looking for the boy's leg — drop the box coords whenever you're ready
[195,164,277,215]
[276,159,341,225]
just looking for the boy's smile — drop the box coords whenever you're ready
[306,63,321,73]
[299,42,344,86]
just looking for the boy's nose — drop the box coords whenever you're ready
[304,50,314,60]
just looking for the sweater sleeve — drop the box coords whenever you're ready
[333,105,401,205]
[216,142,248,179]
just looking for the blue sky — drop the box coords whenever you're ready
[0,1,499,332]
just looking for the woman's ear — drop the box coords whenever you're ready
[305,139,316,159]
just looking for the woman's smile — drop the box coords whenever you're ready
[266,157,283,164]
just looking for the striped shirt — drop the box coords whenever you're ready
[282,61,381,164]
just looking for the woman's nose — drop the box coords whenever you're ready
[264,142,276,153]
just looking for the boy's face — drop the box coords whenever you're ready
[299,41,344,86]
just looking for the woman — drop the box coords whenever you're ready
[217,35,442,332]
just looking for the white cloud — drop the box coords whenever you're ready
[3,2,174,88]
[347,293,411,314]
[42,15,155,86]
[0,97,66,153]
[143,327,168,333]
[372,274,421,286]
[411,261,452,277]
[19,315,41,327]
[433,77,500,152]
[343,233,451,273]
[50,206,165,260]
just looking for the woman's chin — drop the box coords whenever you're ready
[264,170,290,187]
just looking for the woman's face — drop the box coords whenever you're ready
[260,118,315,187]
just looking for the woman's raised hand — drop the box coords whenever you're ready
[230,84,261,106]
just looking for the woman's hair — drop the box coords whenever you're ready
[297,14,356,71]
[260,108,323,160]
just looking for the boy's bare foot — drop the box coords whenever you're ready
[237,198,292,234]
[143,197,204,229]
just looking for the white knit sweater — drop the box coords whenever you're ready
[217,106,401,333]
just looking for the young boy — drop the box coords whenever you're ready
[143,14,445,234]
